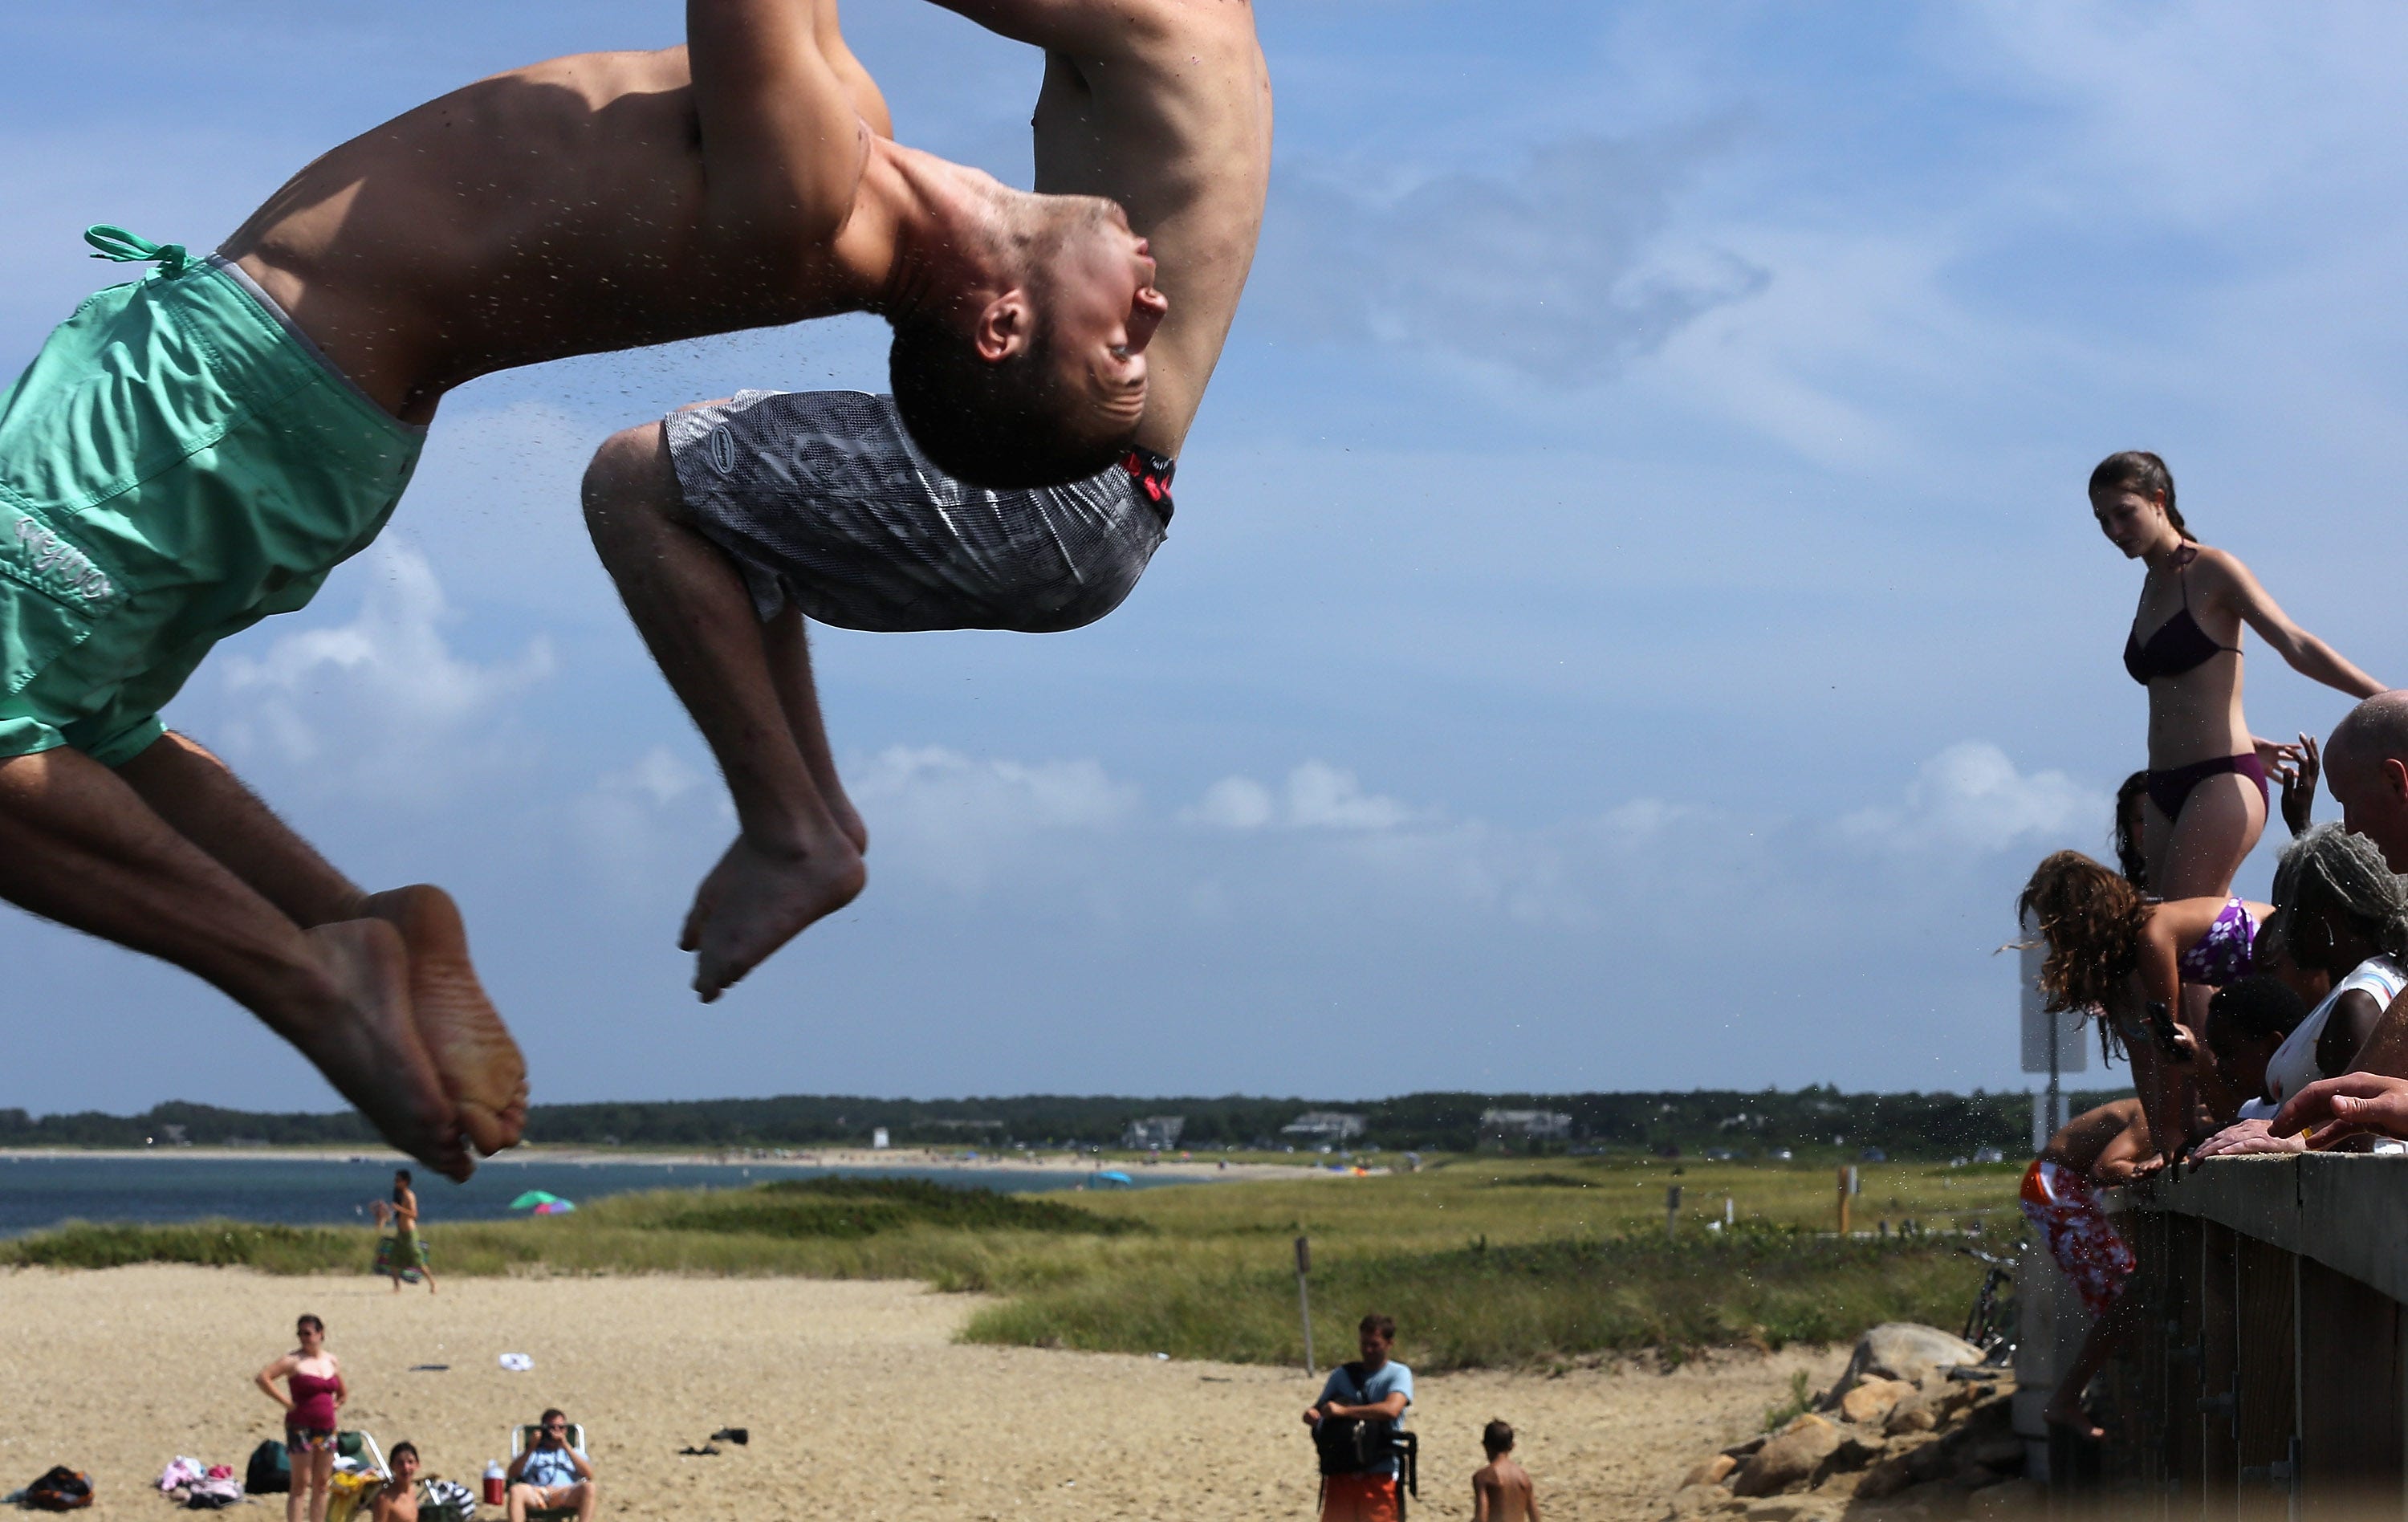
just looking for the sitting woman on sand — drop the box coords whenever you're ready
[2091,449,2381,900]
[2195,825,2408,1156]
[255,1313,346,1522]
[2020,850,2272,1160]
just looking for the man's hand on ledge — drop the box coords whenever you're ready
[2272,1072,2408,1149]
[2191,1119,2306,1158]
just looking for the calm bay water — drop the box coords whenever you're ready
[0,1154,1172,1238]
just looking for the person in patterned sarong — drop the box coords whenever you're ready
[2020,1098,2153,1439]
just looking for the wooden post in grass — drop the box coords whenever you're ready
[1837,1166,1853,1235]
[1295,1235,1316,1376]
[1666,1184,1682,1239]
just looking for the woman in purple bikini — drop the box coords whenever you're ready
[2093,450,2382,900]
[255,1313,347,1522]
[2021,851,2275,1164]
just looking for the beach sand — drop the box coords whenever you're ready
[0,1266,1841,1518]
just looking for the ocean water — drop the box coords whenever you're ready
[0,1154,1177,1238]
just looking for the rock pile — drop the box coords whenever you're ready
[1660,1324,2042,1520]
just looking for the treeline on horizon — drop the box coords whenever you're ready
[0,1086,2132,1159]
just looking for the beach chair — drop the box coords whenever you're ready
[323,1431,389,1522]
[508,1424,592,1521]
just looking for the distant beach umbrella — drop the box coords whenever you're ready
[508,1190,562,1210]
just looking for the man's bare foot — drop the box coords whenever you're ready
[293,920,472,1181]
[681,833,865,1002]
[2043,1402,2105,1442]
[363,885,530,1156]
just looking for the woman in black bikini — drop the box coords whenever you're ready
[2094,451,2382,901]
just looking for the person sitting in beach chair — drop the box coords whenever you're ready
[505,1411,595,1522]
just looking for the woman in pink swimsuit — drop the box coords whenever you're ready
[2020,850,2274,1163]
[2093,450,2381,900]
[254,1313,347,1522]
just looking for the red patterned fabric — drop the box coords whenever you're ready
[2020,1158,2135,1314]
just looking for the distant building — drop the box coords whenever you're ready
[1479,1109,1573,1142]
[1122,1116,1186,1150]
[871,1127,890,1150]
[1281,1111,1367,1142]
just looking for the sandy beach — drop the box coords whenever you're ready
[0,1265,1840,1519]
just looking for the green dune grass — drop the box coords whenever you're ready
[0,1158,2022,1369]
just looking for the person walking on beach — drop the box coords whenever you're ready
[373,1169,437,1294]
[1302,1313,1413,1522]
[1471,1420,1541,1522]
[255,1313,346,1522]
[2093,450,2382,900]
[505,1410,596,1522]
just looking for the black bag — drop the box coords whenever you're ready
[246,1439,292,1496]
[1312,1363,1398,1476]
[22,1466,93,1511]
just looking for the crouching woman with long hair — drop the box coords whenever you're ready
[2019,850,2271,1162]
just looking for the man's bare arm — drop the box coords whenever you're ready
[688,0,874,242]
[930,0,1271,455]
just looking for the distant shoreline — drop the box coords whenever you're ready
[0,1144,1318,1183]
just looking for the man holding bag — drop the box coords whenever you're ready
[1301,1313,1413,1522]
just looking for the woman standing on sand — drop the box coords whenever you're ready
[255,1313,346,1522]
[2093,450,2382,900]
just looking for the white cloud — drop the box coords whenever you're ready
[845,746,1142,897]
[1252,132,1763,384]
[209,545,555,803]
[1183,761,1422,832]
[1837,741,2105,856]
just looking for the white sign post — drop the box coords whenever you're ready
[2020,909,2086,1149]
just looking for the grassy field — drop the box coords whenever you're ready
[0,1157,2024,1370]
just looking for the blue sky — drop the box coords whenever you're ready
[6,2,2406,1115]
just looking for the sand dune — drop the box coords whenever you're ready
[0,1266,1841,1518]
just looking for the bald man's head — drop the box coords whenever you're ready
[2327,691,2408,872]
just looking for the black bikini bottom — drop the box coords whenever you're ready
[2147,751,2268,820]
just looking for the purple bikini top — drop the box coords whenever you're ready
[2175,897,2258,985]
[2125,546,2239,684]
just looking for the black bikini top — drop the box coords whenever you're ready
[2124,545,2239,684]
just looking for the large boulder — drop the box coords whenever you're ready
[1824,1323,1985,1404]
[1731,1414,1845,1497]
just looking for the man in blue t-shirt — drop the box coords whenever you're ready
[505,1408,596,1522]
[1301,1313,1413,1521]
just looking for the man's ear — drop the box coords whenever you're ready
[973,291,1035,364]
[2383,756,2408,802]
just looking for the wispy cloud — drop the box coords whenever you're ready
[210,545,555,804]
[1252,132,1763,384]
[1836,742,2105,857]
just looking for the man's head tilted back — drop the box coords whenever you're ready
[889,189,1166,489]
[2325,690,2408,871]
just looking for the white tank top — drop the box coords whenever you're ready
[2262,954,2408,1108]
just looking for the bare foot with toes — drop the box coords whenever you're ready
[681,833,865,1001]
[294,920,471,1181]
[363,885,529,1156]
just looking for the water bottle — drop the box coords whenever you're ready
[482,1460,506,1506]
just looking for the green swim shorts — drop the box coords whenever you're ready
[0,226,425,767]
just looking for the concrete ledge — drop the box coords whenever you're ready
[2119,1154,2408,1304]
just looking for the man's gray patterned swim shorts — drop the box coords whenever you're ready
[661,389,1173,634]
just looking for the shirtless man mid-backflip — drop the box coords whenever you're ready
[583,0,1275,1000]
[0,0,1165,1178]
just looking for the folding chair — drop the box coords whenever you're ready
[508,1424,592,1521]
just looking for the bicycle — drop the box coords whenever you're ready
[1959,1245,2018,1365]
